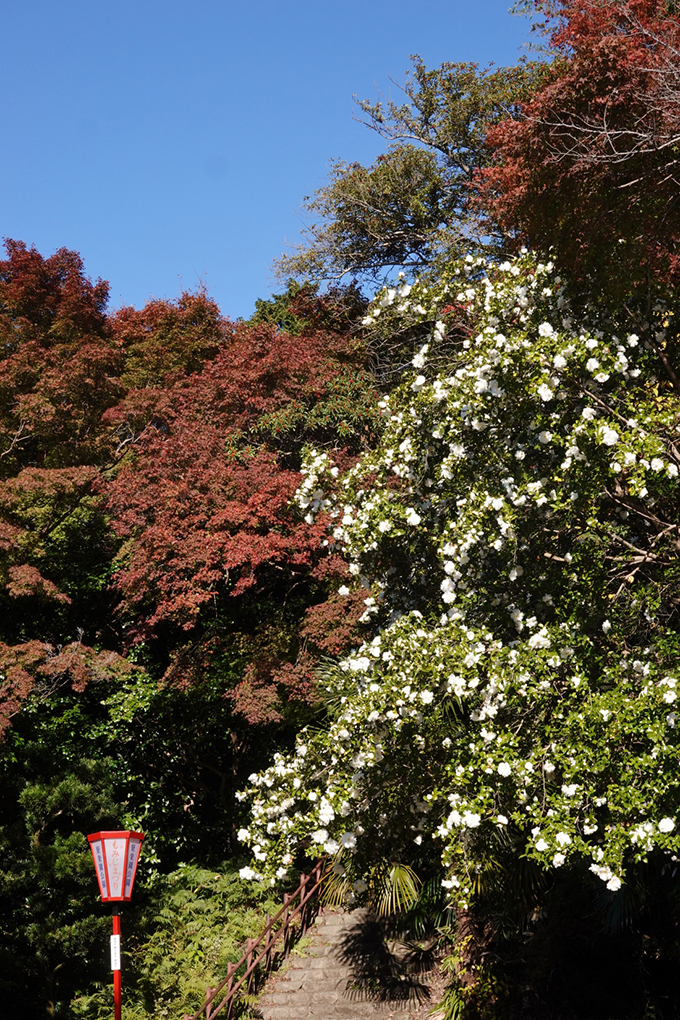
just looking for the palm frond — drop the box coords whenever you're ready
[320,860,353,909]
[373,862,422,916]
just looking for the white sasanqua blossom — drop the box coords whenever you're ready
[240,250,680,907]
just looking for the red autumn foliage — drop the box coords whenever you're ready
[106,320,379,643]
[0,239,380,731]
[6,564,72,603]
[110,289,227,389]
[227,556,368,722]
[0,639,134,739]
[0,240,123,474]
[0,239,109,338]
[299,589,368,656]
[108,430,327,637]
[477,0,680,299]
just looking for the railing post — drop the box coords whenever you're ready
[264,914,273,974]
[313,859,322,922]
[246,937,255,993]
[225,962,235,1020]
[205,987,214,1020]
[282,892,291,955]
[300,872,308,933]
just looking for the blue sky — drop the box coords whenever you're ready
[2,1,531,318]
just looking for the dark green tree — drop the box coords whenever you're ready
[276,58,546,285]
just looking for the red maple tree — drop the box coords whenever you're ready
[106,319,378,645]
[0,241,378,733]
[477,0,680,302]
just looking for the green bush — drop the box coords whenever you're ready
[69,864,281,1020]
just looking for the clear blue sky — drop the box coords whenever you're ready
[2,1,530,319]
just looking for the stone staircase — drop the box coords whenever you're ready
[255,908,444,1020]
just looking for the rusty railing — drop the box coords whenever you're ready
[182,858,327,1020]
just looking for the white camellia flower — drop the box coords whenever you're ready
[243,249,680,918]
[528,629,551,649]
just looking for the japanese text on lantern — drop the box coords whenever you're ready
[124,838,142,898]
[92,840,108,898]
[105,838,125,898]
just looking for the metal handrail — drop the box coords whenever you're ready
[182,858,328,1020]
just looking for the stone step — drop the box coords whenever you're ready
[254,908,439,1020]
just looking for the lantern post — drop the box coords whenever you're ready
[87,830,145,1020]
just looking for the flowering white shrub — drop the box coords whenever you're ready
[239,251,680,905]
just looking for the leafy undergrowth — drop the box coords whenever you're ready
[68,863,281,1020]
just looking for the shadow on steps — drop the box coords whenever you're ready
[337,911,432,1006]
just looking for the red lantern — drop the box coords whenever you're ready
[87,830,145,1020]
[87,830,145,902]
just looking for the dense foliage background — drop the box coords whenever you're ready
[4,3,680,1018]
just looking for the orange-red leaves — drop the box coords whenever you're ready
[476,1,680,297]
